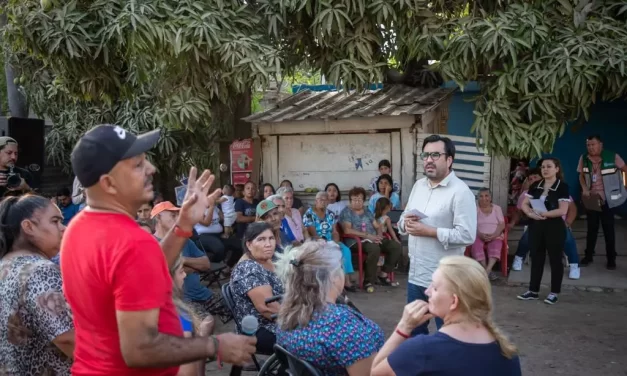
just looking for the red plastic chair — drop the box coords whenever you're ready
[464,217,509,277]
[338,224,395,290]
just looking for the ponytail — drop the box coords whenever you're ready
[0,196,20,258]
[482,317,517,359]
[0,194,51,258]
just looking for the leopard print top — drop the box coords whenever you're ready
[0,255,73,376]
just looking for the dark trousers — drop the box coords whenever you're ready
[352,239,402,285]
[529,219,566,294]
[407,283,443,336]
[585,203,616,261]
[198,233,243,267]
[255,327,276,355]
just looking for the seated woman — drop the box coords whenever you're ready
[0,195,74,375]
[368,174,401,213]
[230,222,284,354]
[169,255,214,376]
[280,180,305,215]
[371,256,521,376]
[303,191,356,292]
[276,187,307,243]
[340,187,402,293]
[194,201,243,268]
[276,240,384,375]
[471,188,506,280]
[325,182,348,216]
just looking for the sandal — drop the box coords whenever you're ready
[364,283,375,293]
[378,276,399,287]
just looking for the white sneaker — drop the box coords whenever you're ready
[512,256,523,271]
[569,264,580,280]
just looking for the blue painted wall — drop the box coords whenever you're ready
[446,92,627,215]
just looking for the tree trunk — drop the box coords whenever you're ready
[5,61,28,117]
[0,14,28,118]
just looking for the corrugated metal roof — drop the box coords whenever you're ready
[243,85,455,124]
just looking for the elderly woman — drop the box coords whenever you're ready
[276,187,307,243]
[340,187,402,293]
[276,241,384,375]
[280,180,305,215]
[0,195,74,375]
[269,194,302,247]
[303,191,356,292]
[371,256,521,376]
[368,174,401,213]
[471,188,506,281]
[230,222,284,354]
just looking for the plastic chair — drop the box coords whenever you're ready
[220,283,262,375]
[339,224,395,290]
[271,344,324,376]
[464,217,509,277]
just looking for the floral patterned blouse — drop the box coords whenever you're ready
[0,255,73,376]
[277,303,384,375]
[230,259,284,334]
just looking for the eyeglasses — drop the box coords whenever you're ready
[350,198,364,203]
[420,152,447,161]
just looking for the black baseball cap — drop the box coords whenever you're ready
[71,124,160,188]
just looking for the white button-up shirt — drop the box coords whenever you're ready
[398,171,477,287]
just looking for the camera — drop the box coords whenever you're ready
[6,164,22,190]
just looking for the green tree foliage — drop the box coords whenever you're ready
[3,0,627,166]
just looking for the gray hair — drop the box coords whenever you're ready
[276,186,294,197]
[315,191,328,200]
[275,240,344,331]
[267,194,285,204]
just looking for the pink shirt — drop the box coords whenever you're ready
[477,204,504,239]
[285,208,305,242]
[577,154,625,200]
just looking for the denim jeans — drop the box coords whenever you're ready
[515,228,579,264]
[407,283,443,336]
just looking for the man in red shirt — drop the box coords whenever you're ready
[61,124,255,376]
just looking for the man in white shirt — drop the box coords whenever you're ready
[398,135,477,336]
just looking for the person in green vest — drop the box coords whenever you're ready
[577,134,627,270]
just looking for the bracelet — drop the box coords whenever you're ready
[208,335,220,363]
[395,328,410,339]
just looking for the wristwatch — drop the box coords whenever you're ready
[173,225,193,238]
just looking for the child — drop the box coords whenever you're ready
[374,197,401,244]
[233,183,245,199]
[369,159,400,193]
[218,184,237,237]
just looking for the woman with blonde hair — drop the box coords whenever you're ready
[371,256,521,376]
[276,240,384,375]
[169,255,215,376]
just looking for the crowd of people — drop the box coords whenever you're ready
[1,122,624,375]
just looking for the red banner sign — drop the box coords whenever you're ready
[230,139,253,185]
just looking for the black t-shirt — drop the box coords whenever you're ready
[234,198,259,238]
[0,166,34,197]
[526,179,570,219]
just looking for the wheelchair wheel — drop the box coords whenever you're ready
[256,354,283,375]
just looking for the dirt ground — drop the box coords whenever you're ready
[206,274,627,376]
